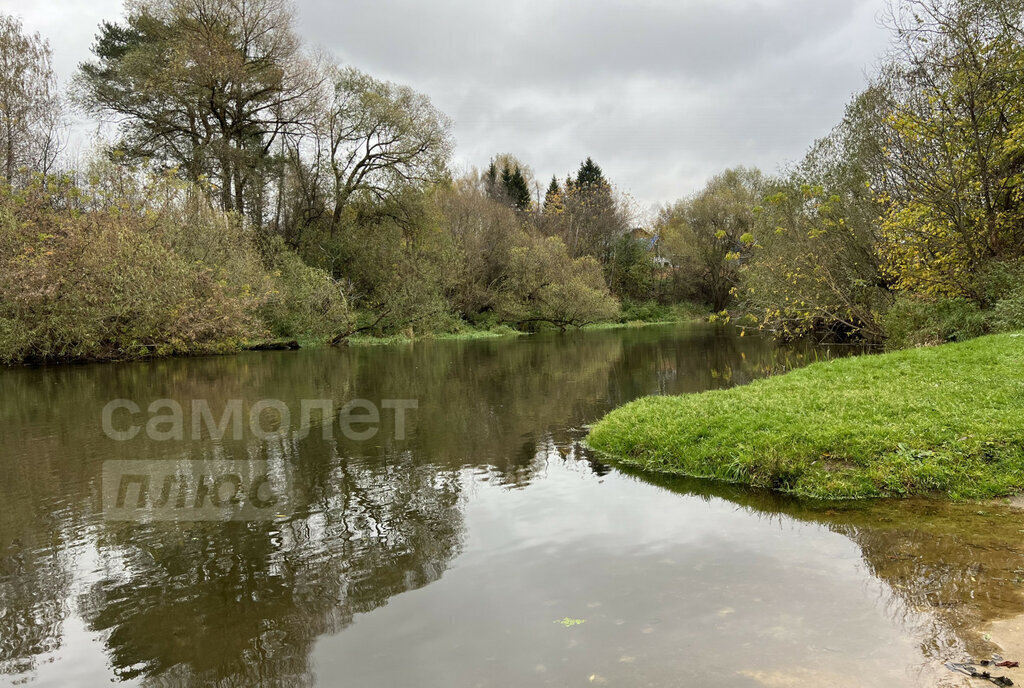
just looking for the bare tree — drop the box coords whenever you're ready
[0,14,64,183]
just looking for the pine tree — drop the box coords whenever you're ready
[506,166,531,211]
[484,161,499,198]
[484,156,532,211]
[576,157,605,188]
[544,176,562,213]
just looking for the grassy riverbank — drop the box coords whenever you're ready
[256,310,708,351]
[583,302,712,331]
[587,333,1024,500]
[324,305,709,348]
[344,325,526,347]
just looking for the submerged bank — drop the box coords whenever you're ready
[587,333,1024,500]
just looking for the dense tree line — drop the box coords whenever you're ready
[3,0,1021,363]
[0,0,681,363]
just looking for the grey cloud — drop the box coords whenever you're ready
[5,0,893,208]
[297,0,891,208]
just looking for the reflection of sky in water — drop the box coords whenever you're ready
[314,452,926,688]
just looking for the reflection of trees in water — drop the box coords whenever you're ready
[827,509,1024,660]
[0,541,69,676]
[76,444,465,687]
[0,324,849,487]
[0,430,92,679]
[624,468,1024,662]
[0,324,856,683]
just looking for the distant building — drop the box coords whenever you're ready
[629,227,673,269]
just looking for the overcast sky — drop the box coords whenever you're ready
[3,0,893,210]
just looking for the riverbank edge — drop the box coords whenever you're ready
[586,332,1024,501]
[294,313,709,348]
[0,312,711,366]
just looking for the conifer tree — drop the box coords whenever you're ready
[544,176,562,212]
[506,166,531,211]
[576,157,606,188]
[484,161,500,198]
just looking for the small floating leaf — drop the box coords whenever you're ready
[555,617,586,627]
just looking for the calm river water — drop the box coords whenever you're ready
[1,323,1022,687]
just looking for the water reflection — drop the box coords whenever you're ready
[626,466,1024,666]
[78,453,464,686]
[1,323,1009,687]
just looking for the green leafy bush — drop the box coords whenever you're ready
[0,171,273,363]
[0,162,375,362]
[619,300,671,323]
[496,235,619,329]
[993,288,1024,332]
[261,241,352,339]
[882,295,991,349]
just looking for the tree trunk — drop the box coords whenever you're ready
[5,116,13,181]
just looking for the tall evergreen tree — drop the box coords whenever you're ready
[576,157,606,188]
[484,160,499,198]
[505,166,531,211]
[493,163,531,211]
[553,156,623,262]
[544,176,561,212]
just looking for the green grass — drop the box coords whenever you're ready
[587,333,1024,500]
[345,324,525,347]
[433,325,525,341]
[256,306,707,349]
[583,321,653,330]
[585,302,711,331]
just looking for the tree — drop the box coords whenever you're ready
[607,233,656,302]
[657,168,762,311]
[739,89,893,341]
[575,157,605,188]
[496,234,619,329]
[876,0,1024,300]
[437,178,524,317]
[548,157,628,261]
[482,154,533,211]
[76,0,320,218]
[0,14,63,182]
[312,65,453,235]
[500,165,531,211]
[543,176,561,213]
[483,161,499,198]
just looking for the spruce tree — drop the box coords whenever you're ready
[576,157,605,188]
[544,176,561,212]
[484,161,500,199]
[506,166,531,211]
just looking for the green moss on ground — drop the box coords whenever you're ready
[587,333,1024,500]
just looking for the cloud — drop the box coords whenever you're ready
[297,0,892,209]
[4,0,893,209]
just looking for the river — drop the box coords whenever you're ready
[1,323,1021,687]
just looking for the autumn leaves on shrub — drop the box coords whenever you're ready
[0,168,351,363]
